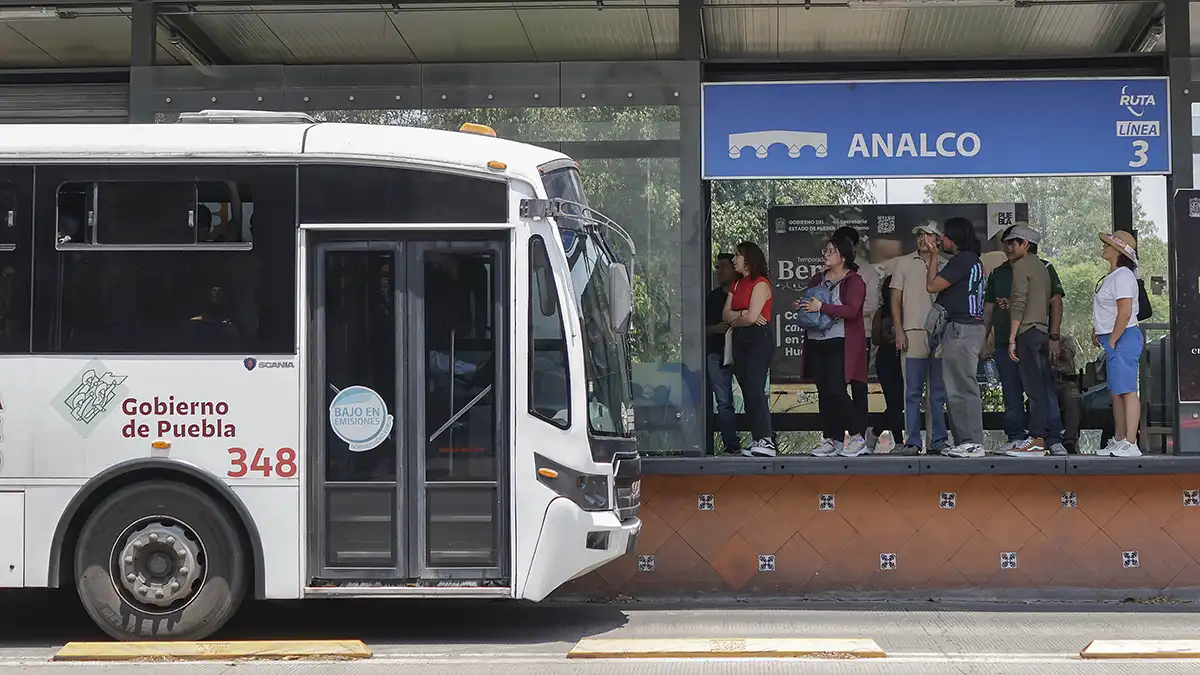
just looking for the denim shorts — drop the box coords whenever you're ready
[1100,326,1142,395]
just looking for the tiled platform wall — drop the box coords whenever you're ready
[560,473,1200,597]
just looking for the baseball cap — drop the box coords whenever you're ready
[1003,224,1042,245]
[912,220,942,237]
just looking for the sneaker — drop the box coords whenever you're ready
[945,443,985,458]
[1109,439,1143,457]
[1095,437,1123,457]
[810,439,840,457]
[1048,443,1068,456]
[1005,437,1047,457]
[742,437,776,458]
[864,427,880,451]
[840,434,871,457]
[994,439,1023,455]
[899,444,921,456]
[929,443,951,456]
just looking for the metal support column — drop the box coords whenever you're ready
[679,0,706,456]
[1165,0,1195,453]
[1112,175,1134,233]
[129,0,156,122]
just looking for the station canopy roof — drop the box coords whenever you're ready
[0,0,1165,69]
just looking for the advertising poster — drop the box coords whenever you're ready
[767,203,1028,384]
[1174,190,1200,402]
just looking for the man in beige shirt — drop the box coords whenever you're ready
[889,222,950,455]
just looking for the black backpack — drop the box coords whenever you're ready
[1136,278,1152,322]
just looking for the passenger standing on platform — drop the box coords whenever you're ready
[1093,231,1144,458]
[890,222,950,456]
[983,223,1068,456]
[924,217,986,458]
[872,276,905,449]
[1004,225,1056,457]
[801,234,869,457]
[833,225,884,450]
[723,242,776,457]
[706,253,741,455]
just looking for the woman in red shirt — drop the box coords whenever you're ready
[722,241,776,457]
[801,234,869,457]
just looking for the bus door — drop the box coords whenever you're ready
[307,233,509,585]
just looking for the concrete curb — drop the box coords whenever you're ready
[52,640,373,662]
[567,638,887,659]
[1081,640,1200,659]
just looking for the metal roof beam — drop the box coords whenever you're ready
[159,13,231,65]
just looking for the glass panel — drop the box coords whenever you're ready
[323,248,398,482]
[425,487,497,567]
[424,249,497,482]
[299,164,507,225]
[529,236,570,427]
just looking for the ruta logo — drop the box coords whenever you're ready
[243,358,257,371]
[1120,85,1156,117]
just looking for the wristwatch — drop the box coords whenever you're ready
[1049,333,1060,341]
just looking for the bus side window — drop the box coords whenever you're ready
[298,164,507,224]
[196,181,254,244]
[529,235,570,428]
[0,175,31,354]
[55,182,94,245]
[95,181,196,246]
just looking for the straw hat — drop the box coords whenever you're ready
[1099,230,1138,265]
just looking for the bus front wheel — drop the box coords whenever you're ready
[74,480,249,641]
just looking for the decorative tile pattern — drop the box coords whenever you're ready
[940,492,956,509]
[558,474,1200,598]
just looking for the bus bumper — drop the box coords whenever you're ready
[519,498,642,602]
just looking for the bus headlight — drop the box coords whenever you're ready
[535,453,611,512]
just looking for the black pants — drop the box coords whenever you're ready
[1016,328,1055,440]
[730,324,774,442]
[875,343,905,441]
[809,337,866,440]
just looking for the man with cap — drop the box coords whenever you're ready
[1003,224,1057,457]
[983,223,1068,456]
[889,221,950,455]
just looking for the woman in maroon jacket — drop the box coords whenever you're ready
[800,234,869,457]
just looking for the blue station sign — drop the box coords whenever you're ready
[701,77,1171,180]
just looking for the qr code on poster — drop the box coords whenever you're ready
[1190,197,1200,219]
[877,215,896,234]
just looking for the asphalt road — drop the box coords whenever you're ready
[4,590,1200,673]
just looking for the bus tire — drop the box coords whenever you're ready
[74,480,248,641]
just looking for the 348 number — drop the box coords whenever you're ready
[228,447,297,478]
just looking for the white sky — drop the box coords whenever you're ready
[868,176,1169,239]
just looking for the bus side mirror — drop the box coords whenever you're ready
[608,262,633,334]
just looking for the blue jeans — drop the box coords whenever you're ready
[995,347,1064,444]
[707,352,739,452]
[904,355,948,450]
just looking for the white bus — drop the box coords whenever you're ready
[0,111,642,641]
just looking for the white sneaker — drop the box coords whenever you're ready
[811,439,840,457]
[742,437,777,457]
[1109,440,1142,457]
[945,443,985,458]
[1095,437,1122,457]
[840,434,871,457]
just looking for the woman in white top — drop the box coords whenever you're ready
[1092,231,1142,457]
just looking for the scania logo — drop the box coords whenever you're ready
[243,357,257,371]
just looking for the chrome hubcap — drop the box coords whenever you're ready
[116,523,202,608]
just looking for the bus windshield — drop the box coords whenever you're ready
[541,166,634,440]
